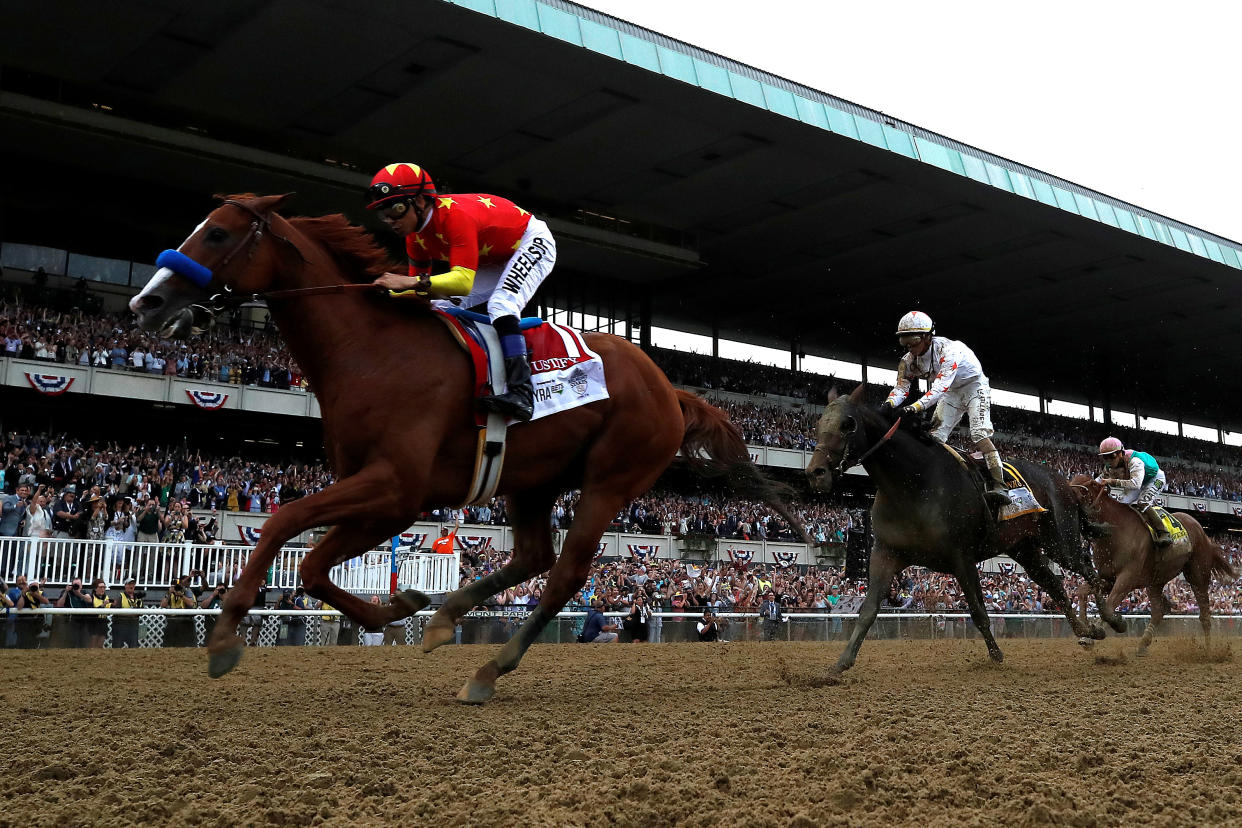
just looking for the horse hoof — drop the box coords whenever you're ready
[1078,637,1095,648]
[422,621,456,653]
[455,679,495,705]
[989,651,1004,664]
[1135,647,1149,658]
[208,643,244,678]
[1089,625,1107,641]
[393,589,431,617]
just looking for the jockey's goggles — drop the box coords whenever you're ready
[898,334,926,348]
[378,200,410,221]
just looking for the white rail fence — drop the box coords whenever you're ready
[7,609,1242,650]
[0,538,459,594]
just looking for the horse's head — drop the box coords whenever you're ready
[1068,473,1108,511]
[805,384,871,493]
[129,193,295,337]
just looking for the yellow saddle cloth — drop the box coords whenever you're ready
[1141,506,1189,544]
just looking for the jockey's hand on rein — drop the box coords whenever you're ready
[898,404,923,420]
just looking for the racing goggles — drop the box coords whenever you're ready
[898,334,926,349]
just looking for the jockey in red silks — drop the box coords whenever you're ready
[882,311,1013,507]
[365,163,556,422]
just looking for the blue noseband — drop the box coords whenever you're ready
[156,249,213,289]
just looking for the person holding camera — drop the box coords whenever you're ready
[54,576,92,647]
[160,577,196,647]
[50,486,80,540]
[697,609,721,642]
[113,578,142,649]
[578,598,619,643]
[135,499,162,543]
[86,578,113,648]
[624,593,651,643]
[23,491,52,539]
[162,501,188,544]
[198,582,228,639]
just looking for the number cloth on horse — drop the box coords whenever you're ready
[437,309,609,424]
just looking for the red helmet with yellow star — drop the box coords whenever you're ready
[365,163,437,210]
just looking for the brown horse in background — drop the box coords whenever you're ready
[1069,474,1237,654]
[130,194,801,703]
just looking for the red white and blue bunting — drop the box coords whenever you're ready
[186,389,229,410]
[392,532,427,556]
[238,526,262,546]
[773,549,800,568]
[726,548,754,568]
[593,541,608,562]
[627,544,658,561]
[1193,502,1207,512]
[459,536,492,556]
[1233,506,1242,518]
[25,373,75,395]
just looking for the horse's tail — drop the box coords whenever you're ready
[1202,531,1238,583]
[675,390,809,543]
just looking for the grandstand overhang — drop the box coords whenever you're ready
[2,0,1238,427]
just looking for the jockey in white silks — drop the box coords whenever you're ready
[1097,436,1172,546]
[882,311,1012,508]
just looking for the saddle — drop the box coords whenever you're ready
[1133,504,1188,545]
[941,445,1046,522]
[433,308,610,506]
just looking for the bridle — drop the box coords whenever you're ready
[153,200,383,329]
[811,413,903,479]
[1068,479,1108,509]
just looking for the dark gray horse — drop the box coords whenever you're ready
[805,385,1121,674]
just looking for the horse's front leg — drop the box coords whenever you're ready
[954,556,1004,663]
[1012,546,1103,642]
[832,545,900,675]
[208,465,409,678]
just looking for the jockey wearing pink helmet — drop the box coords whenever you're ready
[1097,437,1171,546]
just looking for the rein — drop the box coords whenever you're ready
[821,416,903,476]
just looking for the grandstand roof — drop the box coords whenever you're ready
[2,0,1238,427]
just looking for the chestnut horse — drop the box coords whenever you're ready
[1068,474,1236,654]
[130,194,800,703]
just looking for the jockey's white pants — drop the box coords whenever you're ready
[930,376,994,444]
[433,217,556,321]
[1116,470,1166,510]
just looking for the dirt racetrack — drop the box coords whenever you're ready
[3,638,1240,828]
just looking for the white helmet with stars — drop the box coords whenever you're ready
[895,311,934,336]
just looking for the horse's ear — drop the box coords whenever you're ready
[826,387,839,404]
[849,384,866,405]
[253,193,295,216]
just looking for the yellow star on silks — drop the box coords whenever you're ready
[515,206,529,217]
[412,236,427,250]
[512,239,523,251]
[435,232,447,245]
[477,196,495,208]
[437,196,456,209]
[480,243,493,257]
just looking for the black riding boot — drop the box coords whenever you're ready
[480,354,534,422]
[1143,508,1173,548]
[983,451,1013,508]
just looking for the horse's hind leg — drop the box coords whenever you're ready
[423,489,558,652]
[832,545,900,674]
[299,520,430,632]
[1137,587,1169,656]
[1190,578,1213,651]
[955,558,1003,663]
[1012,546,1103,642]
[457,488,629,704]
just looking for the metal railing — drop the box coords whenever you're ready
[0,537,459,594]
[6,608,1240,650]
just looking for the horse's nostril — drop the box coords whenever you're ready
[130,294,164,314]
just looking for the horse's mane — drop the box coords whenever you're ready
[287,214,397,281]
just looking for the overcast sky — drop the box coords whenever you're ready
[581,0,1241,243]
